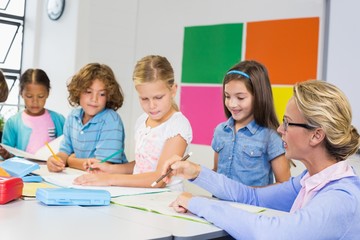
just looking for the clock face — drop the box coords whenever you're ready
[47,0,65,21]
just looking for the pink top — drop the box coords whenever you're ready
[22,110,55,154]
[290,160,356,213]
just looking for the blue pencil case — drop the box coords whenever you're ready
[36,188,111,206]
[0,157,42,182]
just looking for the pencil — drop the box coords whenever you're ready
[151,152,193,187]
[45,142,60,161]
[100,149,123,163]
[88,149,124,171]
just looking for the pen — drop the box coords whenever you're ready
[45,142,60,161]
[89,149,123,171]
[151,152,193,187]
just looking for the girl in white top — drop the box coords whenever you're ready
[74,55,192,190]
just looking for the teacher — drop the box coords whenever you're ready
[162,80,360,239]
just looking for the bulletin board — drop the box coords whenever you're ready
[135,0,325,146]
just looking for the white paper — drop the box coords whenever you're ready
[0,135,63,161]
[111,191,210,223]
[34,165,170,197]
[111,192,269,224]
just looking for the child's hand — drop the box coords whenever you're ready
[47,155,65,172]
[83,158,100,172]
[0,145,13,160]
[73,173,112,186]
[169,192,193,213]
[86,160,113,173]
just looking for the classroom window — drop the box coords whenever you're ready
[0,0,26,120]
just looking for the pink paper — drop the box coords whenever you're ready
[180,86,226,145]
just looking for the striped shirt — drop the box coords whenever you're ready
[59,108,127,163]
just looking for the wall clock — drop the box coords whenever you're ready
[47,0,65,21]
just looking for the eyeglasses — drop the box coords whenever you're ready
[282,117,316,131]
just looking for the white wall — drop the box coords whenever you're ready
[22,0,360,194]
[22,0,79,116]
[23,0,139,162]
[133,0,324,172]
[325,0,360,130]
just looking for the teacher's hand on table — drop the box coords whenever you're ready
[169,192,193,213]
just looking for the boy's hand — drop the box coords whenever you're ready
[47,155,65,172]
[83,158,100,172]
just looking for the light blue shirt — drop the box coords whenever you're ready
[189,166,360,240]
[212,118,285,186]
[59,108,127,163]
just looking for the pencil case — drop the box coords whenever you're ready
[36,188,111,206]
[0,176,24,204]
[0,157,41,182]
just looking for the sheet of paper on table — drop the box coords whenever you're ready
[33,165,170,197]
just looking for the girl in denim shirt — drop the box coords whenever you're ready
[212,60,290,186]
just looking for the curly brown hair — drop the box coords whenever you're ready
[67,63,124,110]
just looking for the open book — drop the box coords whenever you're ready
[0,135,63,161]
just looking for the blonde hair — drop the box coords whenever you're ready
[294,80,360,161]
[132,55,179,111]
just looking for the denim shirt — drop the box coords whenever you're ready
[211,118,285,186]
